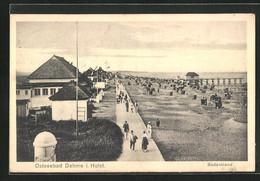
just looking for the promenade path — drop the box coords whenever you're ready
[116,83,164,161]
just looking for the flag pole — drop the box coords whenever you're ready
[76,21,79,140]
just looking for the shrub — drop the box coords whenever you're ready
[17,118,123,161]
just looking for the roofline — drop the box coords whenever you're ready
[51,98,90,101]
[28,77,77,79]
[27,55,82,79]
[28,55,56,79]
[48,80,91,101]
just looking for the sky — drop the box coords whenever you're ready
[16,20,247,73]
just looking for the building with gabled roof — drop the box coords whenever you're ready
[186,72,199,80]
[49,81,91,121]
[83,67,96,81]
[21,55,83,108]
[49,81,91,101]
[28,55,80,83]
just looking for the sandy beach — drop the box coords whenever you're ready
[121,77,247,161]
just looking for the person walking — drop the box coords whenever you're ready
[135,101,139,112]
[147,122,152,139]
[117,94,121,104]
[123,121,129,139]
[129,130,138,151]
[120,94,123,103]
[128,98,132,112]
[124,94,128,104]
[156,118,160,128]
[130,102,134,113]
[125,101,129,112]
[142,131,149,152]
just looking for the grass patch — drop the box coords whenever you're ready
[17,117,123,162]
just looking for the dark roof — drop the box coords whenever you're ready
[186,72,199,76]
[49,81,91,101]
[30,82,68,88]
[83,67,94,76]
[17,82,67,88]
[17,99,30,104]
[17,83,33,89]
[79,74,93,86]
[93,67,106,76]
[16,75,30,84]
[28,55,81,79]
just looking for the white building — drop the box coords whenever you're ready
[26,55,80,108]
[49,81,91,122]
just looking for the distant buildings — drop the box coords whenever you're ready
[83,67,96,81]
[185,72,199,80]
[83,67,111,82]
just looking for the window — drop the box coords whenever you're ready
[16,90,20,95]
[35,89,41,96]
[50,88,56,95]
[42,88,48,95]
[25,90,28,95]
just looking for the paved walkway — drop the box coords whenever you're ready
[116,83,164,161]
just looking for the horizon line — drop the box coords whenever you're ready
[17,69,247,75]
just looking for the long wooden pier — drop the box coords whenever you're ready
[173,77,245,86]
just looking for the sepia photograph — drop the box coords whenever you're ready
[9,14,255,172]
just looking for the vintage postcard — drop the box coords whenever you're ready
[10,14,255,173]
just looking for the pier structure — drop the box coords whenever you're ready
[198,77,244,86]
[173,77,245,87]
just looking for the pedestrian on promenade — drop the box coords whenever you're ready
[147,122,152,139]
[120,94,123,103]
[124,94,128,103]
[125,101,129,112]
[142,131,149,152]
[135,101,139,112]
[130,130,138,151]
[117,94,121,104]
[156,118,160,128]
[130,102,134,113]
[123,121,129,139]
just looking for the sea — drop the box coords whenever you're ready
[119,71,247,82]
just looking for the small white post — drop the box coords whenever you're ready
[33,131,57,162]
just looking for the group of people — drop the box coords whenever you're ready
[117,80,161,153]
[116,81,139,113]
[123,121,151,152]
